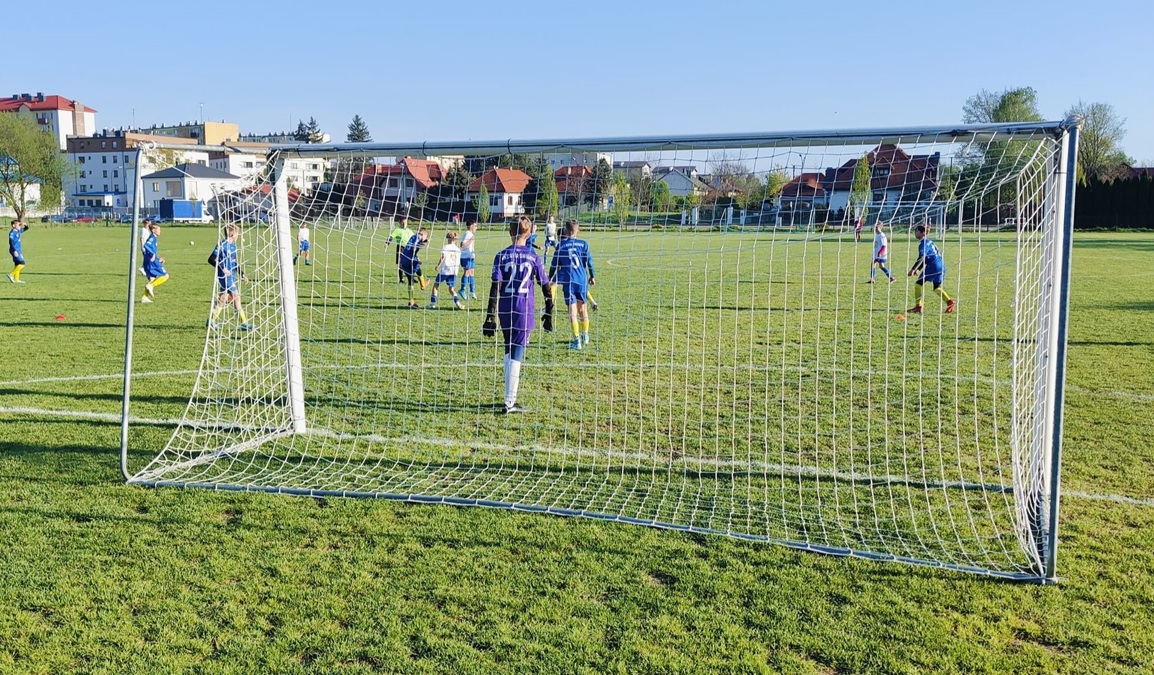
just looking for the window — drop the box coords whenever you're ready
[165,181,182,197]
[103,170,108,178]
[872,190,887,202]
[102,155,108,163]
[872,166,891,179]
[104,184,109,191]
[112,141,118,148]
[387,178,398,188]
[507,195,514,206]
[100,141,106,148]
[151,182,160,191]
[113,170,119,178]
[81,185,87,192]
[78,156,86,164]
[490,195,500,208]
[124,155,130,163]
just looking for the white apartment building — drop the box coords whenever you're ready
[1,92,97,150]
[65,131,210,210]
[140,163,243,209]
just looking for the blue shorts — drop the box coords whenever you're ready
[561,282,588,306]
[144,260,167,280]
[919,270,944,285]
[10,251,25,265]
[435,273,456,286]
[299,241,310,252]
[401,259,421,277]
[873,257,887,264]
[461,257,475,271]
[217,274,238,294]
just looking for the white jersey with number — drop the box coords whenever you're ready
[459,231,475,259]
[298,226,310,244]
[438,243,461,275]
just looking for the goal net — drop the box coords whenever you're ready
[125,121,1078,581]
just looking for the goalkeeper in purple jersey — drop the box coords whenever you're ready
[482,216,555,414]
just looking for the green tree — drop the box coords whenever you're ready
[650,179,673,212]
[962,87,1044,124]
[763,168,789,206]
[305,117,324,143]
[536,167,559,217]
[611,173,631,226]
[475,184,490,223]
[1065,101,1132,184]
[849,154,872,222]
[441,164,473,201]
[0,112,70,221]
[293,120,310,142]
[589,158,613,207]
[346,115,372,143]
[958,87,1046,216]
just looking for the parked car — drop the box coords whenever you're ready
[116,214,135,223]
[43,214,71,223]
[73,216,96,223]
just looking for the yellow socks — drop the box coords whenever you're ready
[11,264,24,282]
[937,287,952,302]
[571,321,580,338]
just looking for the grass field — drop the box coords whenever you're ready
[2,223,1153,673]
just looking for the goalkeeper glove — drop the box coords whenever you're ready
[482,314,497,338]
[542,292,555,333]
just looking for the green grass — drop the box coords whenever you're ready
[2,225,1153,673]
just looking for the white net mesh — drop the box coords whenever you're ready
[129,122,1073,580]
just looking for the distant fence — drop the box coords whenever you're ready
[1075,175,1154,230]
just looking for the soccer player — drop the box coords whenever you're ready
[867,221,895,284]
[8,219,29,283]
[549,219,595,349]
[294,223,311,265]
[400,226,429,309]
[854,218,863,243]
[544,214,559,255]
[457,218,478,300]
[208,225,252,330]
[387,217,415,282]
[907,224,956,314]
[428,231,463,310]
[483,216,554,414]
[140,220,170,303]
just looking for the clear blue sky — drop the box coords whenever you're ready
[10,0,1154,162]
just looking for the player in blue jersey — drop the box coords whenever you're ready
[548,219,596,349]
[139,219,170,303]
[907,224,956,314]
[8,220,29,283]
[400,227,430,309]
[208,225,251,330]
[483,216,555,414]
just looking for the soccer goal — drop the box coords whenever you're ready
[122,120,1079,582]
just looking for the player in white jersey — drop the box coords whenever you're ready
[457,219,478,299]
[428,231,464,310]
[867,221,895,283]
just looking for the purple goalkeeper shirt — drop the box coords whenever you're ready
[492,244,548,333]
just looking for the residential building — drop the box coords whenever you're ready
[554,165,594,205]
[65,131,209,209]
[542,151,612,173]
[0,92,96,150]
[779,173,828,215]
[468,167,532,219]
[355,157,445,212]
[824,144,940,215]
[653,167,707,197]
[140,163,242,210]
[139,121,240,146]
[613,160,651,180]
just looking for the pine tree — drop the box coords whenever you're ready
[293,121,310,142]
[346,115,372,143]
[305,117,324,144]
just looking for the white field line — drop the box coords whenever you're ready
[4,403,1150,508]
[4,368,1154,406]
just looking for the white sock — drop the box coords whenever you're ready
[504,355,522,408]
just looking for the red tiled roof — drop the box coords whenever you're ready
[554,165,593,194]
[240,184,300,202]
[827,144,939,194]
[781,173,826,198]
[400,157,444,190]
[468,167,532,194]
[0,94,97,113]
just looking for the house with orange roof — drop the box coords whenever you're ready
[468,167,532,219]
[554,165,594,206]
[824,144,940,215]
[779,172,828,219]
[352,156,447,214]
[1,92,97,150]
